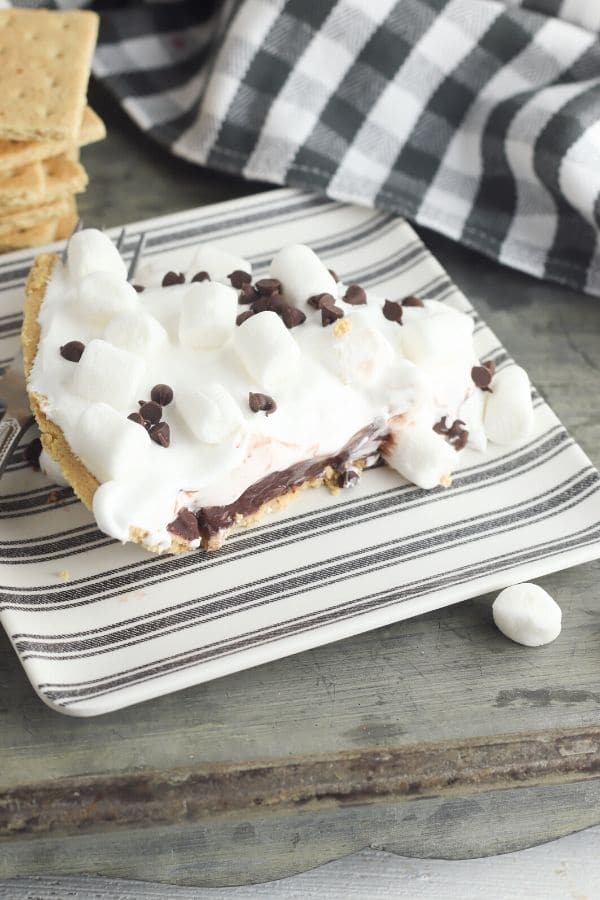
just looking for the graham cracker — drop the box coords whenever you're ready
[0,196,71,237]
[0,219,57,251]
[0,106,106,174]
[43,156,88,202]
[0,160,45,208]
[0,9,99,142]
[0,156,87,214]
[55,197,78,240]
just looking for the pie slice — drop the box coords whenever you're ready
[22,231,534,553]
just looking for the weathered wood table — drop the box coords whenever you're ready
[1,86,599,887]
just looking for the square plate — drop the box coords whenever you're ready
[1,189,599,716]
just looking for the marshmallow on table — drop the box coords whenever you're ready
[104,310,168,355]
[179,281,238,349]
[332,310,394,386]
[493,583,562,646]
[236,311,301,390]
[67,228,128,281]
[401,307,474,365]
[70,402,150,483]
[484,365,533,446]
[177,383,244,444]
[269,244,337,306]
[70,339,145,409]
[383,421,456,489]
[186,243,252,284]
[77,271,139,325]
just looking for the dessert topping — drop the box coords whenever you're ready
[139,401,162,424]
[401,295,424,307]
[228,269,252,289]
[149,421,170,447]
[249,392,277,415]
[321,296,344,326]
[162,271,186,287]
[382,299,403,324]
[60,340,85,362]
[191,271,210,282]
[343,284,366,305]
[151,384,174,406]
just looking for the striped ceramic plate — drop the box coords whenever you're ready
[1,189,599,716]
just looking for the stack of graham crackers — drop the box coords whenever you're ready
[0,8,103,253]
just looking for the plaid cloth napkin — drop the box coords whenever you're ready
[28,0,600,296]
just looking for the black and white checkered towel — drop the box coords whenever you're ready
[37,0,600,295]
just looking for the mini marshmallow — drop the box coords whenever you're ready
[236,310,300,389]
[39,449,69,486]
[269,244,337,306]
[104,310,168,355]
[333,310,394,386]
[77,271,139,325]
[401,308,474,366]
[179,281,238,349]
[493,583,561,646]
[70,402,150,484]
[70,339,145,409]
[383,421,456,489]
[186,243,251,284]
[67,228,128,281]
[484,365,533,446]
[177,383,244,444]
[458,388,488,453]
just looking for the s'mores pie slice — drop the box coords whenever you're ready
[23,231,533,554]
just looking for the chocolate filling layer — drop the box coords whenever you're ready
[167,424,384,545]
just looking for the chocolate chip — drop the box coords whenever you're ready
[139,401,162,424]
[162,271,185,287]
[149,421,170,447]
[328,268,339,282]
[343,284,366,305]
[382,299,403,324]
[338,468,359,488]
[167,508,200,542]
[471,365,493,391]
[60,340,85,362]
[483,359,496,375]
[321,297,344,327]
[25,437,42,470]
[132,284,145,293]
[281,305,306,329]
[435,417,468,451]
[127,412,146,426]
[228,269,252,289]
[249,392,277,415]
[236,310,254,326]
[150,384,174,406]
[402,295,424,307]
[307,292,333,310]
[191,271,210,282]
[238,282,258,304]
[254,278,282,296]
[253,292,288,315]
[448,419,466,438]
[452,430,469,451]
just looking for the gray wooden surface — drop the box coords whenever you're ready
[3,826,600,900]
[0,82,599,889]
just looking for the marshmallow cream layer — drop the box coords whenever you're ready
[27,231,533,552]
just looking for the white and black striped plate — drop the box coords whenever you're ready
[1,189,599,716]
